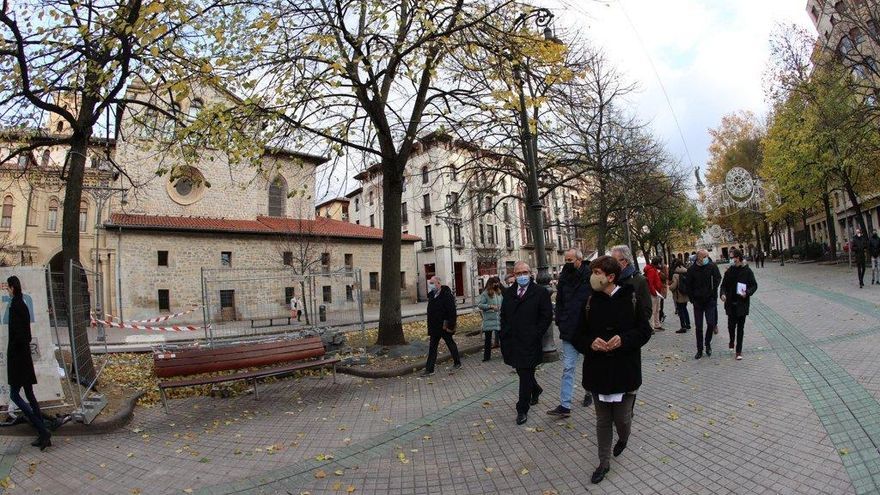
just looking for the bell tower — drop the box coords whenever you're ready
[45,92,78,135]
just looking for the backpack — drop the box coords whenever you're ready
[677,272,689,296]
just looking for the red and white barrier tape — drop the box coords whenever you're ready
[90,313,208,332]
[103,305,200,324]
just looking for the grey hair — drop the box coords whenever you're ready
[565,248,584,260]
[611,245,634,265]
[432,275,442,284]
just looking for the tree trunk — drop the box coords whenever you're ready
[595,175,608,255]
[822,192,838,260]
[376,157,405,346]
[63,130,97,384]
[842,179,868,233]
[801,211,811,244]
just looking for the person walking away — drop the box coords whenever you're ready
[422,276,461,376]
[573,256,652,484]
[477,277,503,361]
[720,249,758,360]
[643,257,664,332]
[853,228,868,288]
[610,245,652,326]
[547,249,593,419]
[685,249,722,360]
[869,231,880,285]
[500,262,553,425]
[658,261,669,323]
[4,276,51,450]
[669,260,691,333]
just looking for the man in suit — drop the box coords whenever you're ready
[421,275,461,376]
[500,261,553,425]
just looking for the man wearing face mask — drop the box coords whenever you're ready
[422,275,461,377]
[609,245,652,327]
[547,249,593,419]
[685,249,722,359]
[500,261,553,425]
[720,249,758,360]
[852,228,868,288]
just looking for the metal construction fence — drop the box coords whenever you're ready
[200,267,366,344]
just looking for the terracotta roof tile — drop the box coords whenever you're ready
[107,213,421,242]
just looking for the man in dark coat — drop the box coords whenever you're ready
[500,261,553,425]
[869,231,880,285]
[547,249,593,418]
[720,249,758,360]
[610,245,652,325]
[421,275,461,377]
[852,228,868,288]
[685,249,722,359]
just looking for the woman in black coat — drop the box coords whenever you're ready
[575,256,652,484]
[5,276,51,450]
[720,249,758,360]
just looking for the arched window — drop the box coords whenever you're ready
[1,196,12,228]
[268,176,287,217]
[838,35,853,56]
[421,165,429,184]
[41,150,51,167]
[56,122,64,133]
[79,200,88,232]
[47,198,58,231]
[187,99,203,122]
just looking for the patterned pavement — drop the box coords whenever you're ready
[1,261,879,494]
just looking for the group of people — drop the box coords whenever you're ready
[420,244,759,484]
[850,228,880,288]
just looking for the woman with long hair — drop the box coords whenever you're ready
[477,276,503,361]
[5,276,51,450]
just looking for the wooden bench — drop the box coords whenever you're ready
[154,336,339,413]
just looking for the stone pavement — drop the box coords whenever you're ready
[1,262,880,494]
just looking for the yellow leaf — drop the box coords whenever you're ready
[314,470,326,479]
[346,486,356,493]
[667,412,679,421]
[331,481,342,491]
[184,490,194,494]
[334,470,344,476]
[484,467,494,474]
[520,468,529,475]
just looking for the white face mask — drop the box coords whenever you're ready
[427,283,436,293]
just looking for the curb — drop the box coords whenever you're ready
[0,390,145,437]
[337,341,485,378]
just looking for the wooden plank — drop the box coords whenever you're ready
[158,358,340,390]
[153,338,327,378]
[154,342,324,371]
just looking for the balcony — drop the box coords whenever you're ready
[421,208,432,218]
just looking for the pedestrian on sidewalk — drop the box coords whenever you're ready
[477,276,503,362]
[499,261,553,426]
[573,256,652,485]
[643,257,664,332]
[4,276,51,450]
[853,228,868,288]
[685,249,721,360]
[658,261,669,323]
[720,249,758,360]
[668,260,691,333]
[610,245,652,327]
[547,249,593,419]
[289,294,302,322]
[421,276,461,376]
[869,231,880,285]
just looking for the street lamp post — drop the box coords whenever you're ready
[510,8,561,362]
[437,214,462,301]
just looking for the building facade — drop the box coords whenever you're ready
[347,134,589,301]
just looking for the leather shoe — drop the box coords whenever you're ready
[613,440,627,457]
[694,350,703,360]
[705,344,712,357]
[591,466,610,484]
[582,394,593,407]
[530,387,543,406]
[516,412,528,425]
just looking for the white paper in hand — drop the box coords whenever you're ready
[736,282,747,297]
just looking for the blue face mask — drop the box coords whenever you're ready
[702,258,709,266]
[516,275,530,287]
[427,283,436,293]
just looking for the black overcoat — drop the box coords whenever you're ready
[720,264,758,317]
[426,285,457,337]
[499,282,553,369]
[7,296,37,386]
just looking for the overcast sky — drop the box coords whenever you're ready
[548,0,816,185]
[318,0,816,201]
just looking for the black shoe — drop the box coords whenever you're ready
[30,437,41,447]
[452,363,462,370]
[694,350,703,360]
[482,357,490,362]
[591,466,610,484]
[420,370,435,377]
[613,440,627,457]
[675,328,687,334]
[705,345,712,357]
[516,412,528,425]
[582,395,593,407]
[36,434,51,451]
[546,405,571,418]
[530,387,543,406]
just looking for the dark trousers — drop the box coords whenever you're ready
[659,297,666,322]
[728,314,747,353]
[516,367,541,414]
[675,302,691,329]
[10,384,49,438]
[483,331,499,360]
[593,392,636,468]
[425,332,461,373]
[693,300,718,351]
[857,257,867,286]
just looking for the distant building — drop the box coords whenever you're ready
[315,197,350,221]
